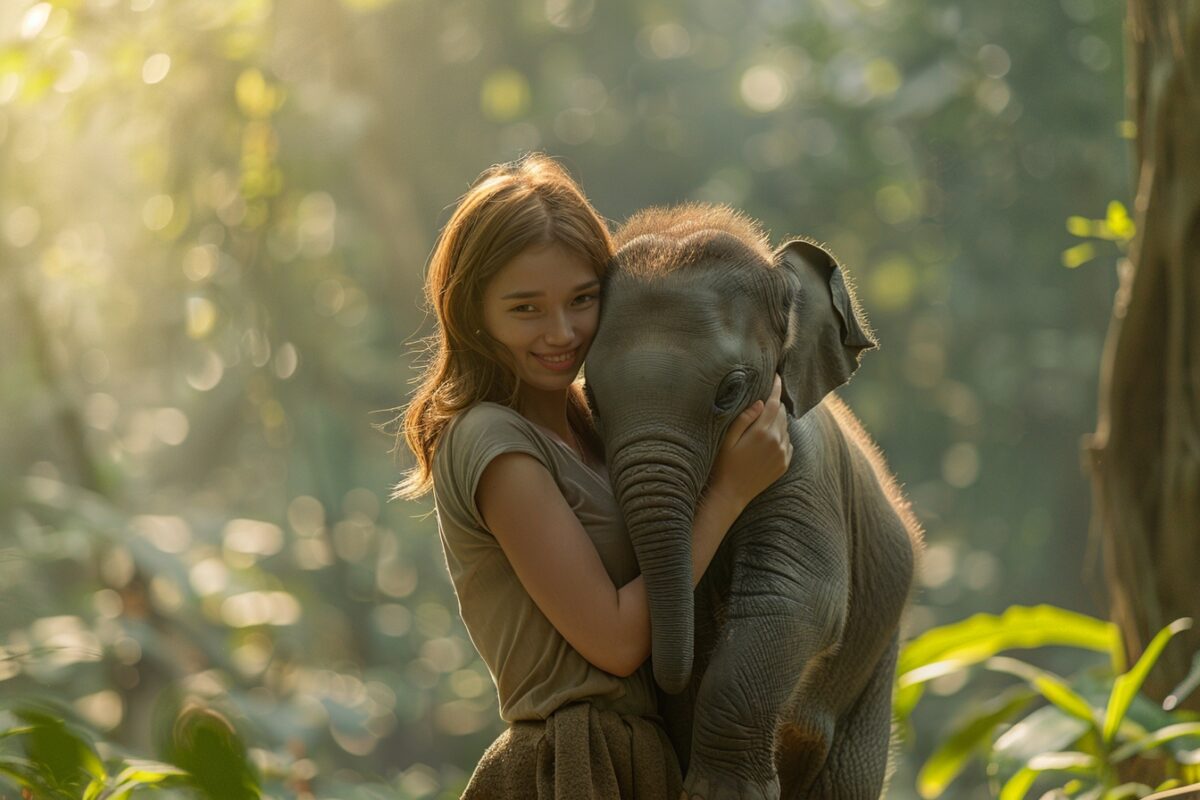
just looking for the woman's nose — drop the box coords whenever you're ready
[544,310,574,345]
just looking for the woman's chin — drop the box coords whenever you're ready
[518,367,582,393]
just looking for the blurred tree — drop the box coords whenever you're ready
[1088,1,1200,711]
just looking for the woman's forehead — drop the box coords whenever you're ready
[487,243,598,294]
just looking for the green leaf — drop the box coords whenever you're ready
[899,606,1122,676]
[112,758,190,783]
[104,758,193,797]
[1103,618,1193,743]
[1104,201,1135,241]
[895,658,974,719]
[1027,751,1098,771]
[14,709,106,792]
[82,776,107,800]
[897,606,1120,719]
[1066,216,1094,237]
[917,687,1035,798]
[986,657,1098,728]
[1163,650,1200,711]
[1110,723,1200,763]
[0,755,35,786]
[1101,783,1152,800]
[169,706,260,800]
[991,705,1092,786]
[999,765,1038,800]
[1062,243,1097,268]
[999,752,1097,800]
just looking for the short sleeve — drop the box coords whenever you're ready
[432,403,554,534]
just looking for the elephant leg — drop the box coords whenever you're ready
[682,539,845,800]
[791,635,899,800]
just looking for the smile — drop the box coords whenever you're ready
[533,348,578,371]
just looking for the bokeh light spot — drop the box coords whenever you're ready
[740,65,789,112]
[481,69,531,122]
[224,518,284,557]
[133,514,192,553]
[185,347,224,391]
[637,23,691,60]
[942,442,981,488]
[189,558,230,596]
[978,44,1012,78]
[142,194,174,231]
[142,53,171,85]
[183,244,219,281]
[20,4,52,40]
[919,542,956,589]
[864,58,901,99]
[373,603,412,637]
[874,184,917,225]
[868,257,917,311]
[74,690,123,731]
[186,296,217,339]
[273,342,298,379]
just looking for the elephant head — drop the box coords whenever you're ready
[584,205,874,693]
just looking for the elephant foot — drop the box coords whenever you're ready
[681,769,780,800]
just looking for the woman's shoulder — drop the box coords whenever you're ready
[444,401,535,443]
[435,402,543,469]
[432,402,552,522]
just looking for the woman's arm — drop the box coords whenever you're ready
[475,377,791,677]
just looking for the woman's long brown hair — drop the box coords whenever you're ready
[389,154,613,500]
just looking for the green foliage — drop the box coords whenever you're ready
[897,606,1200,799]
[896,604,1123,720]
[1062,200,1137,267]
[0,701,200,799]
[166,706,260,800]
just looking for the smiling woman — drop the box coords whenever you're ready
[390,153,792,799]
[481,244,600,392]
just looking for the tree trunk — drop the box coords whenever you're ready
[1088,1,1200,709]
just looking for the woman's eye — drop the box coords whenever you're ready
[572,293,598,305]
[511,304,537,313]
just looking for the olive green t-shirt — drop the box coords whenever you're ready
[432,401,658,723]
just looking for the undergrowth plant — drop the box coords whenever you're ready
[896,605,1200,800]
[0,701,260,800]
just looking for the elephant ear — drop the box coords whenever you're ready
[774,239,876,418]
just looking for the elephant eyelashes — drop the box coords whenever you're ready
[713,370,748,414]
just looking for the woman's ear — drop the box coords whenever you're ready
[773,239,876,417]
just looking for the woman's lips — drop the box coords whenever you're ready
[533,348,578,372]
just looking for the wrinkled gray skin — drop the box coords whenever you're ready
[584,213,922,800]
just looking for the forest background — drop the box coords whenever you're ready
[0,0,1146,797]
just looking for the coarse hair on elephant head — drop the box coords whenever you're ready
[584,203,876,693]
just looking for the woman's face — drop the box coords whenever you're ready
[481,242,601,395]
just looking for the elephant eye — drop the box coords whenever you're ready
[713,370,747,414]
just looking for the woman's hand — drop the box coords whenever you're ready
[707,374,792,509]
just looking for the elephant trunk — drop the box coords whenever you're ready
[609,436,704,695]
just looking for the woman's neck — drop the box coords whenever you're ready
[515,386,573,445]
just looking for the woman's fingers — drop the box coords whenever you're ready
[720,399,763,452]
[723,374,786,455]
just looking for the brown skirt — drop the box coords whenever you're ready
[461,701,684,799]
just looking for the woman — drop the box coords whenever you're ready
[394,153,791,798]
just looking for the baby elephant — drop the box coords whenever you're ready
[584,204,922,800]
